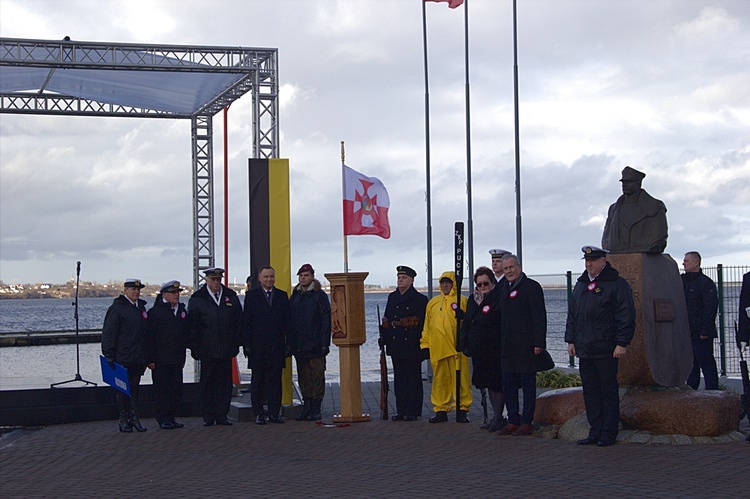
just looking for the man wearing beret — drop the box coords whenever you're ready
[187,268,243,427]
[289,263,331,421]
[242,265,291,424]
[148,280,188,430]
[380,266,429,421]
[602,166,668,254]
[102,278,153,433]
[565,246,635,446]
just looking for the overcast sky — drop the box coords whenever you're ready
[1,0,748,289]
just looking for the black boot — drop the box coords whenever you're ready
[118,410,132,433]
[307,399,322,421]
[295,399,311,421]
[129,408,147,432]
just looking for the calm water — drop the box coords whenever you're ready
[0,290,573,385]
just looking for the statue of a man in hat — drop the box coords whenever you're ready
[602,166,668,253]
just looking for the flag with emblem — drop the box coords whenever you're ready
[343,165,391,239]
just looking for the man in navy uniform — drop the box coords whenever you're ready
[380,266,429,421]
[187,268,243,427]
[489,248,511,283]
[565,246,635,446]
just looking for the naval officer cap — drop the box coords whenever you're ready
[489,248,511,259]
[620,166,646,182]
[124,278,145,289]
[160,280,184,293]
[581,246,609,259]
[396,265,417,278]
[203,267,225,278]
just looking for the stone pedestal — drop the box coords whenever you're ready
[607,253,692,387]
[325,272,370,423]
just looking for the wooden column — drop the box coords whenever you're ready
[325,272,371,423]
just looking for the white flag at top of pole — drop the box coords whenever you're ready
[342,165,391,239]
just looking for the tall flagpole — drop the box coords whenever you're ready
[513,0,523,264]
[464,0,474,289]
[422,0,434,299]
[341,140,349,273]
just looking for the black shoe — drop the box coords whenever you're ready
[118,420,133,433]
[597,438,616,447]
[159,421,175,430]
[576,436,599,445]
[403,415,417,422]
[129,417,147,432]
[429,411,448,424]
[268,415,284,424]
[170,420,184,429]
[216,418,233,426]
[456,410,470,423]
[391,414,404,421]
[255,415,267,425]
[203,420,214,427]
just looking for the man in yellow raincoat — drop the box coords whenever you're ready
[420,271,472,423]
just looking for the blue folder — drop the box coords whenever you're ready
[99,355,130,396]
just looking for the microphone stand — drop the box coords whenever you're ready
[51,261,97,388]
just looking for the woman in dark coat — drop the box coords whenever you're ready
[461,266,505,431]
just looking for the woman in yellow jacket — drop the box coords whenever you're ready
[420,271,472,423]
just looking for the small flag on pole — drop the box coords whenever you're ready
[343,165,391,239]
[425,0,464,8]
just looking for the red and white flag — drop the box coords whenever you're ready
[425,0,464,8]
[343,165,391,239]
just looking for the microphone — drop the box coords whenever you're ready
[76,261,81,276]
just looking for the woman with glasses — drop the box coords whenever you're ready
[460,266,506,432]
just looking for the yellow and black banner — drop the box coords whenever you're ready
[248,158,293,404]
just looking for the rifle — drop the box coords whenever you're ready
[736,322,750,437]
[378,304,389,420]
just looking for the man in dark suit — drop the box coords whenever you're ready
[243,265,291,424]
[187,268,243,427]
[739,272,750,349]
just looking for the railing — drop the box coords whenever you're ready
[531,264,749,376]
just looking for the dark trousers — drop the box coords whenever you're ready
[502,372,536,425]
[391,356,423,418]
[687,338,719,390]
[250,365,283,418]
[200,358,233,423]
[153,363,183,424]
[580,357,620,440]
[116,363,145,417]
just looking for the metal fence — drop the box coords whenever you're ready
[532,264,749,377]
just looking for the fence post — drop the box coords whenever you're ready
[717,263,726,376]
[566,270,574,367]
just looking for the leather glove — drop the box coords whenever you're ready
[420,348,430,362]
[455,309,465,320]
[284,346,292,358]
[321,345,330,355]
[190,349,199,360]
[378,337,385,348]
[106,358,115,369]
[243,347,251,358]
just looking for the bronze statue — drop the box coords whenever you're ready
[602,166,668,254]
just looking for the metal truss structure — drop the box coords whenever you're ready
[0,37,279,289]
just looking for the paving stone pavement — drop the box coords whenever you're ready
[1,381,748,498]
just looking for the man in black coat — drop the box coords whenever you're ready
[681,251,719,390]
[243,265,291,424]
[497,255,547,436]
[148,280,188,430]
[187,268,243,427]
[738,272,750,348]
[102,278,153,433]
[380,266,429,421]
[289,263,331,421]
[565,246,635,447]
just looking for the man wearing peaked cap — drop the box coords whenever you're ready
[380,265,428,421]
[148,280,188,429]
[102,278,152,433]
[489,248,511,282]
[565,245,635,446]
[602,165,668,254]
[187,267,243,426]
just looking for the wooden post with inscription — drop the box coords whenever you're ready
[325,272,371,423]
